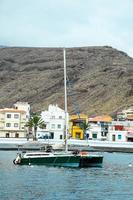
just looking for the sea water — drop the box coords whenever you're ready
[0,151,133,200]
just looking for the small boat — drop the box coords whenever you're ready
[13,150,103,167]
[13,48,103,168]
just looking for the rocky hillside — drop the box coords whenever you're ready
[0,46,132,115]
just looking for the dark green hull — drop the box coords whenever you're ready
[79,155,103,167]
[15,154,103,168]
[19,155,80,167]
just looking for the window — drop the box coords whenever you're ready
[118,135,122,140]
[43,134,48,139]
[14,123,18,127]
[6,123,11,127]
[51,124,55,129]
[59,116,62,119]
[14,114,19,119]
[50,132,54,139]
[6,133,9,138]
[7,114,11,118]
[15,133,19,138]
[57,124,61,129]
[51,116,55,119]
[60,135,63,139]
[101,132,104,136]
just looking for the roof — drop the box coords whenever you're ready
[70,114,88,121]
[126,116,133,121]
[89,115,112,122]
[0,108,26,113]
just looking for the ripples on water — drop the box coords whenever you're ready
[0,151,133,200]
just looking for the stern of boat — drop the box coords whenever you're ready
[13,153,22,165]
[79,154,103,167]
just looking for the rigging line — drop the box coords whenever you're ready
[62,48,82,117]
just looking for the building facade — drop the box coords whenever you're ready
[117,107,133,121]
[107,121,133,142]
[0,102,30,138]
[86,123,102,140]
[37,104,69,140]
[69,114,88,140]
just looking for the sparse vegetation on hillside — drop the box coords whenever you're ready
[0,46,132,115]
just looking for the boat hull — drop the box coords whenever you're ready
[14,153,103,168]
[18,155,81,167]
[79,155,103,167]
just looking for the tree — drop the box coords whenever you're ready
[26,113,46,141]
[79,120,90,139]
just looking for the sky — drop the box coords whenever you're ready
[0,0,133,57]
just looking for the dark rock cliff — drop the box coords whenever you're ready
[0,46,132,115]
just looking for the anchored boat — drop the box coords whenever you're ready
[13,150,103,167]
[13,48,103,168]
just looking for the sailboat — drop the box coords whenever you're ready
[13,48,103,167]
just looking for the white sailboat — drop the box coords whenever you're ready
[13,48,103,167]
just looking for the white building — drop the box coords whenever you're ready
[86,122,109,141]
[14,101,30,117]
[86,123,102,140]
[107,130,127,142]
[37,104,69,140]
[0,102,30,138]
[117,107,133,121]
[107,121,133,142]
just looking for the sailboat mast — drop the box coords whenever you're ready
[63,48,68,152]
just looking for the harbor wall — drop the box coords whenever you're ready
[0,138,133,152]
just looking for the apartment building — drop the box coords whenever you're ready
[117,107,133,121]
[107,121,133,142]
[37,104,69,140]
[0,102,30,138]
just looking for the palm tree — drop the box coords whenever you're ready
[79,121,90,139]
[26,113,46,141]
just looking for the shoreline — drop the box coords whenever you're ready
[0,138,133,153]
[0,145,133,153]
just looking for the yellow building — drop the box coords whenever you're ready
[0,102,30,138]
[69,114,88,140]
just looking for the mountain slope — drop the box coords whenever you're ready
[0,46,132,115]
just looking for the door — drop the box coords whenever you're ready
[92,133,97,139]
[112,135,115,141]
[6,133,9,138]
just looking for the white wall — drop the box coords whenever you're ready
[14,102,30,118]
[87,123,102,140]
[37,104,69,140]
[107,130,127,142]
